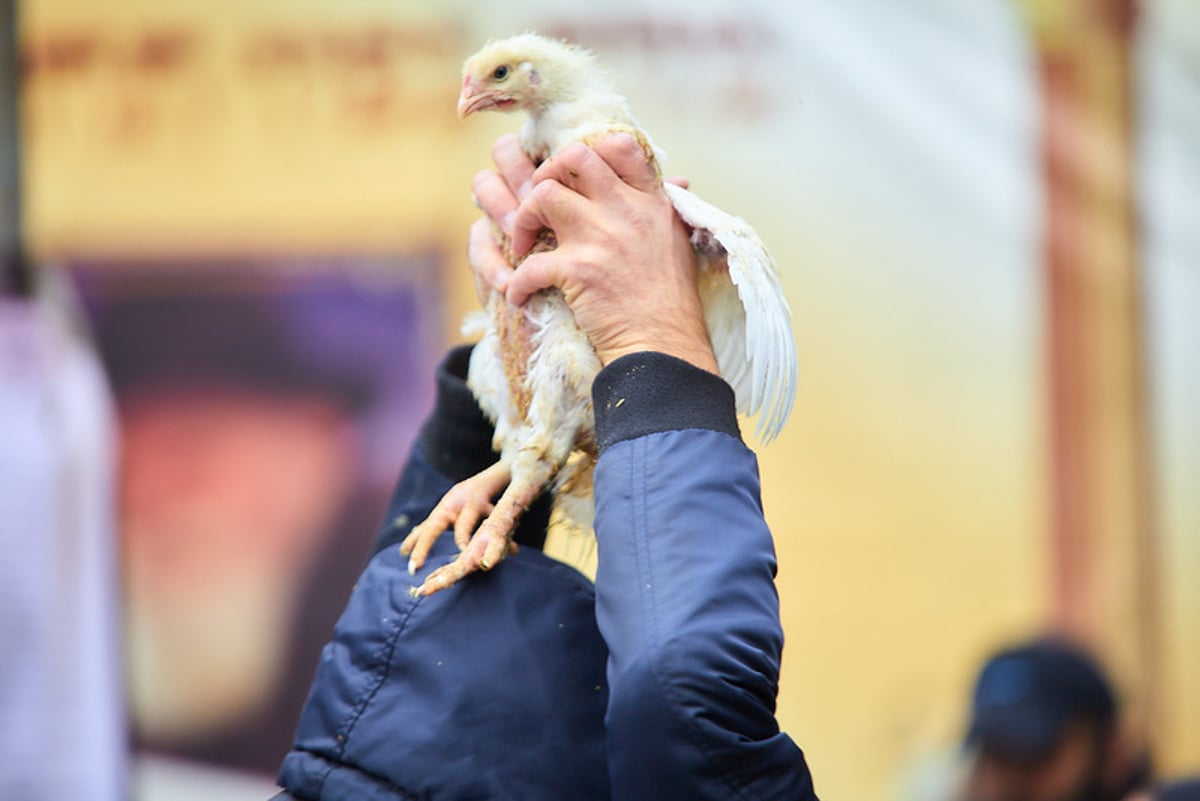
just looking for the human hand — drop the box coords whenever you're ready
[467,134,534,303]
[470,134,714,372]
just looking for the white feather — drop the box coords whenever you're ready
[663,182,797,442]
[464,304,519,450]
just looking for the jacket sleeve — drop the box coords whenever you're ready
[591,352,819,801]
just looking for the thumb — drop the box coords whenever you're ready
[505,251,562,307]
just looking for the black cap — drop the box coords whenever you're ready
[966,638,1117,760]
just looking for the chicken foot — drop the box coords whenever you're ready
[400,451,556,596]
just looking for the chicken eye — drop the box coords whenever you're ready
[492,65,510,81]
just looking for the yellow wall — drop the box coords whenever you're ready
[21,0,1199,797]
[22,0,492,332]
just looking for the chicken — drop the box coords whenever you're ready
[400,32,796,596]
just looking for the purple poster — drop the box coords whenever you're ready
[71,254,443,776]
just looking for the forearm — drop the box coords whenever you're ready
[592,352,816,800]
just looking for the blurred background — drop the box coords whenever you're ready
[1,0,1196,799]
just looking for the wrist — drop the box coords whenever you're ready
[602,329,719,375]
[606,344,718,375]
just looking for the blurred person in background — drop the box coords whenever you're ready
[959,637,1198,801]
[0,265,127,801]
[0,1,127,797]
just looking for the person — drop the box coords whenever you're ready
[272,133,819,799]
[960,637,1156,801]
[1,2,126,796]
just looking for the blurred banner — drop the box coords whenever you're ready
[71,256,441,774]
[15,0,1200,799]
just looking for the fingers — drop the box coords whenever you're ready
[468,217,512,298]
[472,134,537,236]
[592,133,660,193]
[531,142,622,200]
[499,134,664,307]
[510,179,586,258]
[504,250,561,307]
[472,170,518,236]
[492,133,535,201]
[508,135,660,263]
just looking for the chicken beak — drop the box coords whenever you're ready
[457,86,496,119]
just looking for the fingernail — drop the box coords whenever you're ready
[518,180,532,199]
[470,192,482,210]
[408,557,417,575]
[502,210,515,233]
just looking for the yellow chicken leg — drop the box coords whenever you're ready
[408,450,557,597]
[400,461,510,576]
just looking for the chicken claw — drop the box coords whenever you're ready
[400,461,511,575]
[405,452,554,596]
[414,524,519,597]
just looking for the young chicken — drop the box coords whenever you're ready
[401,33,796,595]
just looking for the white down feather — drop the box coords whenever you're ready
[663,182,797,442]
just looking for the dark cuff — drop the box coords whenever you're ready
[417,345,497,482]
[592,351,741,454]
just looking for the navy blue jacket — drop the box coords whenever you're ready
[278,346,818,800]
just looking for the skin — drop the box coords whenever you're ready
[469,132,717,374]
